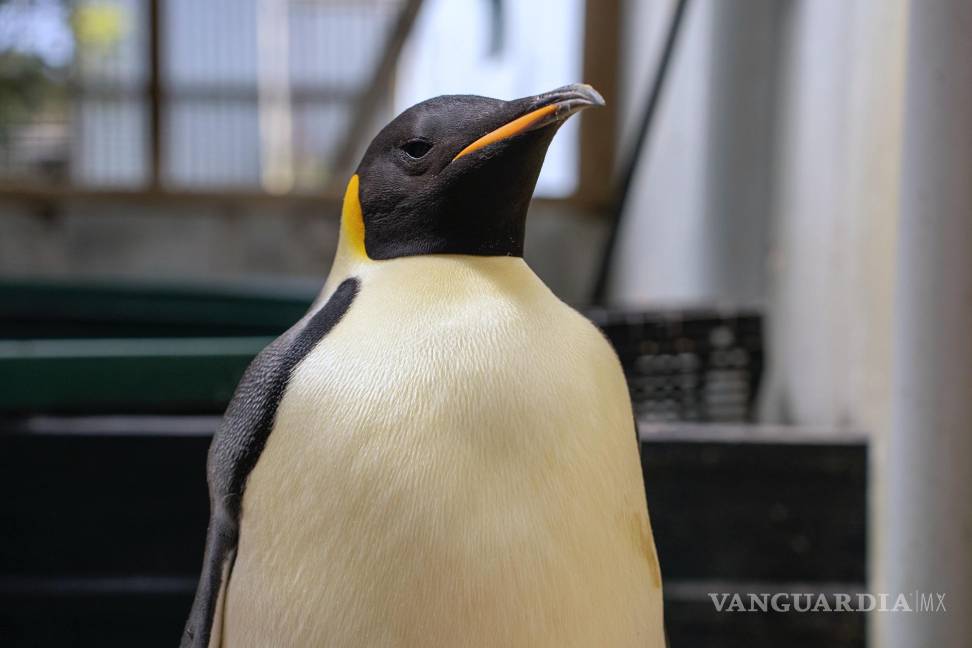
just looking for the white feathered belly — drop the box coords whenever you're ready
[222,256,664,648]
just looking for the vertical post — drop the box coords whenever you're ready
[699,0,780,304]
[328,0,424,190]
[577,0,619,208]
[881,0,972,645]
[758,0,905,430]
[147,0,163,188]
[256,0,294,194]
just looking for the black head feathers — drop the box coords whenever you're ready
[352,84,604,260]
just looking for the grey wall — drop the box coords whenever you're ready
[608,0,782,307]
[0,197,607,304]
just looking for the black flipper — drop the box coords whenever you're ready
[180,278,359,648]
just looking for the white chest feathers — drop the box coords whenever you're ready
[222,256,664,648]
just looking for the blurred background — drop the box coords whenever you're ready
[1,0,970,647]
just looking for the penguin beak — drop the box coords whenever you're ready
[452,84,605,162]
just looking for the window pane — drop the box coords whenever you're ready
[74,0,147,87]
[289,1,397,90]
[72,95,147,186]
[162,0,402,192]
[164,0,257,87]
[0,0,148,187]
[166,99,261,187]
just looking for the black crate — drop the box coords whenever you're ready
[586,308,763,422]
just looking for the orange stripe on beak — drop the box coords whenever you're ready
[452,104,558,161]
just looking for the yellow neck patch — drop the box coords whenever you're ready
[341,174,368,259]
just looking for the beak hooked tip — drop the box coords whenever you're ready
[557,83,606,108]
[546,84,605,122]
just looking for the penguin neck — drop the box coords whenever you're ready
[319,175,373,300]
[320,251,542,313]
[316,175,542,308]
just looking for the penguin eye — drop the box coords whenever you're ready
[401,139,433,159]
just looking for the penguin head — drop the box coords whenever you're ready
[343,84,604,260]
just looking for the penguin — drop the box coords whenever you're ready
[181,83,664,648]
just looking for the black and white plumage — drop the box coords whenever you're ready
[182,85,664,648]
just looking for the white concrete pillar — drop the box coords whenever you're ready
[609,0,716,304]
[759,0,904,428]
[697,0,780,305]
[256,0,294,193]
[609,0,780,307]
[880,1,972,645]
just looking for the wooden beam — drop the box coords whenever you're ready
[0,181,586,213]
[328,0,424,189]
[0,182,344,209]
[591,0,691,303]
[577,0,620,207]
[147,0,164,188]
